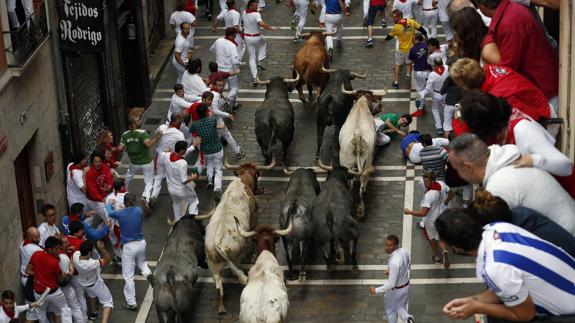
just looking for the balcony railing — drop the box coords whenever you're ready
[3,1,49,67]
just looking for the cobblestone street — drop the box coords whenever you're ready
[100,2,486,322]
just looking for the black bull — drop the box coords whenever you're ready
[153,215,207,323]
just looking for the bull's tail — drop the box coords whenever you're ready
[215,243,248,284]
[351,129,368,173]
[266,121,277,160]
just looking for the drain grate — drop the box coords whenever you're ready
[145,118,163,125]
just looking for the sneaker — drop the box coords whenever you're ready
[140,197,150,212]
[112,256,122,265]
[381,19,387,28]
[257,63,266,71]
[232,103,242,111]
[328,48,333,61]
[431,255,442,264]
[293,36,304,43]
[436,128,444,135]
[207,181,214,190]
[336,39,342,48]
[220,137,228,146]
[148,197,158,208]
[405,73,411,80]
[253,78,258,87]
[417,221,424,230]
[407,317,415,323]
[290,15,300,30]
[236,151,246,160]
[146,274,155,287]
[88,312,98,321]
[122,303,139,311]
[392,81,399,89]
[411,109,426,117]
[415,99,422,108]
[442,250,450,269]
[214,189,222,203]
[363,39,374,48]
[207,14,212,21]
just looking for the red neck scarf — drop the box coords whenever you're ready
[427,182,442,192]
[115,187,127,194]
[226,37,238,46]
[69,163,83,179]
[210,86,222,94]
[397,18,408,26]
[23,239,35,246]
[168,122,181,129]
[1,305,15,319]
[69,214,81,222]
[170,152,184,162]
[434,65,446,75]
[246,8,257,13]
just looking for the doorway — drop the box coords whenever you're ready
[14,143,36,232]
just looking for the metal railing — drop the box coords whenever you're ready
[3,1,49,67]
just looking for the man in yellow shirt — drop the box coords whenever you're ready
[385,9,428,89]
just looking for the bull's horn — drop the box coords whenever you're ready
[347,168,362,176]
[322,27,337,36]
[316,158,333,171]
[350,71,368,79]
[299,32,311,38]
[223,155,241,170]
[313,167,329,174]
[283,71,300,83]
[195,208,215,221]
[255,157,276,171]
[371,87,388,97]
[273,217,293,236]
[255,77,271,85]
[283,167,296,176]
[321,66,337,74]
[341,84,358,96]
[234,217,257,238]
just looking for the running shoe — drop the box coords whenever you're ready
[381,19,387,28]
[363,39,374,47]
[122,303,139,311]
[236,151,246,160]
[291,15,300,30]
[214,189,222,203]
[392,81,399,89]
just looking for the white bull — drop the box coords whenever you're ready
[338,87,387,218]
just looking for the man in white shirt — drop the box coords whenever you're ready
[168,83,201,122]
[420,0,438,37]
[161,140,201,224]
[436,210,575,320]
[438,0,452,40]
[392,0,417,18]
[19,226,43,322]
[242,0,280,85]
[213,0,245,59]
[58,237,85,323]
[38,204,61,247]
[66,153,88,207]
[169,1,197,34]
[419,57,448,135]
[172,22,196,83]
[0,290,38,323]
[210,27,243,111]
[369,235,415,323]
[73,240,113,321]
[290,0,309,42]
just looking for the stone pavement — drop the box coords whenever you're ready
[97,2,486,322]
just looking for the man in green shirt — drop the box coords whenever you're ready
[118,116,162,208]
[374,113,412,146]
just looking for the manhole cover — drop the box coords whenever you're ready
[145,118,163,125]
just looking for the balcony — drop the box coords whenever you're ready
[3,0,49,68]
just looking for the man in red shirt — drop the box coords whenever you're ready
[25,237,72,323]
[85,151,113,226]
[478,0,559,110]
[362,0,386,47]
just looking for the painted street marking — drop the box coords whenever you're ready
[127,174,409,182]
[118,164,423,171]
[155,88,412,94]
[153,97,411,103]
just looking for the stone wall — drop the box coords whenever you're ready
[0,39,66,294]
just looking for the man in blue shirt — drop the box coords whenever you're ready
[108,193,153,310]
[408,33,430,115]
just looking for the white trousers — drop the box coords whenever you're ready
[84,278,114,308]
[235,34,246,60]
[294,0,309,34]
[85,200,110,225]
[443,104,456,131]
[441,19,453,40]
[422,10,438,38]
[122,239,152,306]
[383,287,412,323]
[244,35,267,79]
[172,57,186,83]
[35,289,73,323]
[431,92,444,130]
[218,126,241,154]
[414,71,429,94]
[377,133,391,146]
[259,0,266,7]
[71,277,88,321]
[320,4,326,23]
[223,73,239,106]
[196,149,224,190]
[325,14,343,50]
[152,155,166,199]
[169,186,199,221]
[62,285,86,323]
[125,161,154,200]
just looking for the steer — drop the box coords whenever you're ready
[292,31,335,105]
[235,219,293,323]
[254,75,299,165]
[335,87,387,219]
[280,167,321,280]
[196,158,276,314]
[153,215,207,323]
[315,67,367,159]
[311,166,359,269]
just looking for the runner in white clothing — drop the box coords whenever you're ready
[369,235,415,323]
[58,237,86,323]
[182,58,211,97]
[419,57,448,135]
[66,153,88,207]
[438,0,452,40]
[420,0,438,37]
[168,83,201,121]
[38,204,61,247]
[172,22,199,83]
[209,78,246,159]
[289,0,309,42]
[210,27,243,110]
[169,3,197,34]
[212,0,245,59]
[0,290,39,323]
[243,0,280,85]
[392,0,417,18]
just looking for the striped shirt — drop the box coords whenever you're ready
[420,145,448,182]
[476,222,575,316]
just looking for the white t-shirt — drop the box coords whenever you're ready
[243,12,263,35]
[20,242,42,277]
[59,253,72,274]
[421,0,437,9]
[38,223,60,247]
[427,44,448,66]
[169,10,197,34]
[72,251,103,287]
[392,0,417,19]
[161,152,189,193]
[155,125,186,155]
[217,9,241,28]
[104,192,126,211]
[66,163,87,206]
[174,33,194,64]
[420,181,449,238]
[182,72,210,97]
[168,93,200,121]
[0,304,29,322]
[210,38,241,72]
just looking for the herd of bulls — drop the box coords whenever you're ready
[152,32,390,323]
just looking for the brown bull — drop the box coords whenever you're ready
[292,30,335,105]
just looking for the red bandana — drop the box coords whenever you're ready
[23,239,34,246]
[398,18,408,26]
[168,122,181,130]
[434,65,446,75]
[170,152,184,162]
[115,187,127,194]
[210,86,222,94]
[227,37,238,46]
[69,214,81,222]
[69,163,83,179]
[246,8,257,13]
[427,182,442,192]
[1,305,15,319]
